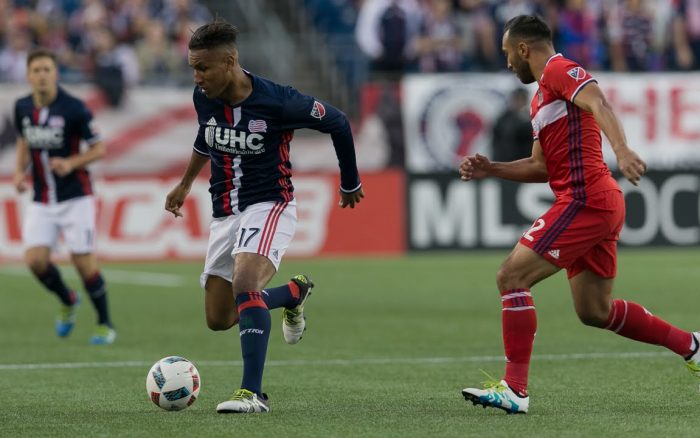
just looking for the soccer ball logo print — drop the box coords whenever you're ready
[310,100,326,119]
[146,356,201,411]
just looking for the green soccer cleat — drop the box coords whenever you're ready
[55,295,79,338]
[462,373,529,414]
[216,389,270,414]
[89,324,116,345]
[685,332,700,378]
[282,274,314,345]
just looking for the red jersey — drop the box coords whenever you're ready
[530,54,619,200]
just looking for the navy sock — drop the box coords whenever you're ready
[236,291,271,397]
[35,264,75,306]
[261,281,300,310]
[83,272,111,327]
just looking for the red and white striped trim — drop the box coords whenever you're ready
[500,291,532,301]
[502,306,536,312]
[257,202,287,257]
[531,100,567,138]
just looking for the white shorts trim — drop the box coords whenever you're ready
[199,200,297,289]
[23,196,97,254]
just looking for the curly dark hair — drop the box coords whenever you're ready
[188,18,239,50]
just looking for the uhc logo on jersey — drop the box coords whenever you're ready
[310,101,325,119]
[205,117,265,154]
[22,116,63,149]
[567,67,586,81]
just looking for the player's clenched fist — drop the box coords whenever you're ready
[459,153,491,181]
[165,184,190,218]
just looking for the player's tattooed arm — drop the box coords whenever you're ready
[573,82,647,186]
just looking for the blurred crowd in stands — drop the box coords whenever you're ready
[310,0,700,76]
[0,0,210,104]
[2,0,699,104]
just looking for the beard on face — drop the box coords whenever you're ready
[515,59,536,84]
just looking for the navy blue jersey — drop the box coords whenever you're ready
[193,72,361,217]
[14,87,100,203]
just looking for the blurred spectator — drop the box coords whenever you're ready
[491,88,532,162]
[552,0,604,69]
[355,0,422,78]
[607,0,658,71]
[670,0,700,70]
[414,0,464,72]
[454,0,500,70]
[159,0,211,40]
[0,26,32,82]
[88,26,140,106]
[135,20,184,85]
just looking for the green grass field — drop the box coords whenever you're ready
[2,249,700,437]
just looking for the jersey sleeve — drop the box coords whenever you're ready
[543,60,597,103]
[193,124,209,156]
[192,88,210,156]
[281,86,361,192]
[77,101,101,145]
[14,101,23,136]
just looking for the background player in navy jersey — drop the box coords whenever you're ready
[13,49,116,345]
[165,19,364,414]
[458,15,700,414]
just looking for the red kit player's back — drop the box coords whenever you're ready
[530,54,619,199]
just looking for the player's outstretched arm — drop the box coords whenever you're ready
[573,82,647,185]
[165,151,209,218]
[459,141,547,183]
[13,137,29,193]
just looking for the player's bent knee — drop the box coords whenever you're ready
[576,311,608,328]
[496,266,526,291]
[26,258,50,275]
[206,316,236,331]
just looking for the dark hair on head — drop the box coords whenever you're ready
[188,18,239,50]
[27,48,58,67]
[503,15,552,43]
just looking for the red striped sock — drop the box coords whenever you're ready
[604,299,694,357]
[501,288,536,396]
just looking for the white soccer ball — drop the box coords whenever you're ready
[146,356,201,411]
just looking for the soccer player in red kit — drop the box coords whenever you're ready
[459,15,700,414]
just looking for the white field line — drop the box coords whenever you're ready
[0,351,674,371]
[0,266,184,287]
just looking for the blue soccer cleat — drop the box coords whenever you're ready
[55,294,79,338]
[90,324,117,345]
[462,374,529,414]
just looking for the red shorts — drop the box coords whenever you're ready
[519,190,625,279]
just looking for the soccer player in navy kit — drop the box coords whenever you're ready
[165,20,364,413]
[14,49,115,345]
